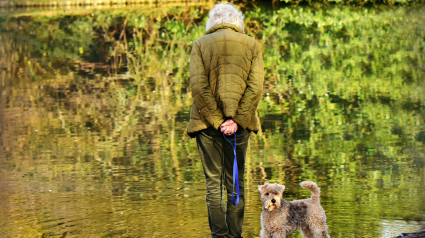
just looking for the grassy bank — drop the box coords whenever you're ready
[0,0,423,8]
[0,0,212,8]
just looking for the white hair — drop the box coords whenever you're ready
[206,3,244,32]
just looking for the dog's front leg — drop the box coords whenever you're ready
[272,229,287,238]
[260,229,272,238]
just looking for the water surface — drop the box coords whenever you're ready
[0,3,424,237]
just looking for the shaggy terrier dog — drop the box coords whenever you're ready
[258,181,330,238]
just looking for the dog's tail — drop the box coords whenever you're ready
[300,181,320,202]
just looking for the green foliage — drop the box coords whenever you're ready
[278,0,423,5]
[0,4,424,238]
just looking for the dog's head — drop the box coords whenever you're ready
[258,182,285,212]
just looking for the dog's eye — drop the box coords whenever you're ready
[265,193,269,196]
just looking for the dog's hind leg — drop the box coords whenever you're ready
[313,230,329,238]
[300,226,315,238]
[310,223,329,238]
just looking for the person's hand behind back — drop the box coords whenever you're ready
[221,119,238,136]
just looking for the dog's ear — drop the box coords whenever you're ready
[258,182,269,194]
[276,184,285,194]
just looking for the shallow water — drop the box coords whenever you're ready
[0,3,424,238]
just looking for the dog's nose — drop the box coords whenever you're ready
[272,199,276,204]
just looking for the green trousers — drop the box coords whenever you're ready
[196,127,250,238]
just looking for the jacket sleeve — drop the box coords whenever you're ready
[233,42,264,129]
[190,41,225,129]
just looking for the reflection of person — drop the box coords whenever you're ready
[187,3,264,237]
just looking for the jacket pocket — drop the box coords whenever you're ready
[190,104,202,120]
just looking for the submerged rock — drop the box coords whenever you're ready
[395,229,425,238]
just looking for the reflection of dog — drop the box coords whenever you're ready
[258,181,330,238]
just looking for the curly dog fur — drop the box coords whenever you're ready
[258,181,330,238]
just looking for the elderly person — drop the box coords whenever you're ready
[187,3,264,238]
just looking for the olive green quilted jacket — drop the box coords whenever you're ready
[187,23,264,137]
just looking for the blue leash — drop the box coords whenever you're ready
[223,131,239,206]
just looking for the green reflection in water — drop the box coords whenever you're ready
[0,3,424,238]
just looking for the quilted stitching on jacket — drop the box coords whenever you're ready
[187,23,264,137]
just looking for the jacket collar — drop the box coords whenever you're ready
[206,23,244,35]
